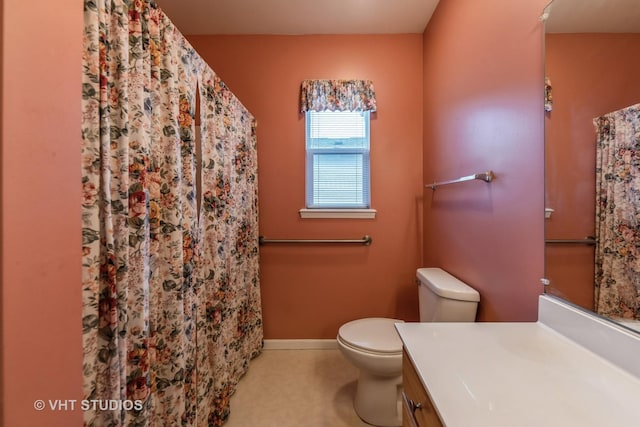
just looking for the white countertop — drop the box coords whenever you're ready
[396,321,640,427]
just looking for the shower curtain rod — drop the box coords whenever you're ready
[259,235,372,246]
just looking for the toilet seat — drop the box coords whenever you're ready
[337,317,404,355]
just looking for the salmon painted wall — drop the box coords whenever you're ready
[187,35,424,338]
[1,0,83,426]
[0,0,4,422]
[421,0,548,321]
[544,33,640,310]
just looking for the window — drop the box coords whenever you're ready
[305,110,370,209]
[299,79,376,218]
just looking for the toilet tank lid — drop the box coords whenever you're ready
[416,268,480,302]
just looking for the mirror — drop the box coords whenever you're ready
[543,0,640,332]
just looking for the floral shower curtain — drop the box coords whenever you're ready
[594,104,640,321]
[195,67,262,426]
[81,1,262,425]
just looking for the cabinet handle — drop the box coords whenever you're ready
[402,392,422,427]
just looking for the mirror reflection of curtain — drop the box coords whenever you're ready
[594,104,640,320]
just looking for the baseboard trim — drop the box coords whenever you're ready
[263,339,338,350]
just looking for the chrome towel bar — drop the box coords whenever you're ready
[545,237,596,246]
[426,170,495,190]
[259,235,372,246]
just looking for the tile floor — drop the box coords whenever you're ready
[224,349,372,427]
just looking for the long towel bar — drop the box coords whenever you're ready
[259,235,372,246]
[545,238,596,245]
[426,171,494,190]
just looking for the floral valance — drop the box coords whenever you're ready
[544,77,553,112]
[300,79,377,113]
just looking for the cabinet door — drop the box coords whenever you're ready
[402,350,444,427]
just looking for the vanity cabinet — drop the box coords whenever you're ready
[396,303,640,427]
[401,349,444,427]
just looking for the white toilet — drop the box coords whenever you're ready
[337,268,480,427]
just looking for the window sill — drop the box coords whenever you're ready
[299,208,377,219]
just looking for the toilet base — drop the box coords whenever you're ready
[354,370,402,427]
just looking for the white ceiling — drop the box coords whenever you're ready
[154,0,640,37]
[154,0,440,35]
[544,0,640,33]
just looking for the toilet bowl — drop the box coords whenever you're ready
[337,268,480,427]
[337,318,404,427]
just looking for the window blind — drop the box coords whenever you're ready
[305,111,370,208]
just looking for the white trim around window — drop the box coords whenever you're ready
[298,208,377,219]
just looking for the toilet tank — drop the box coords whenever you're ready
[416,268,480,322]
